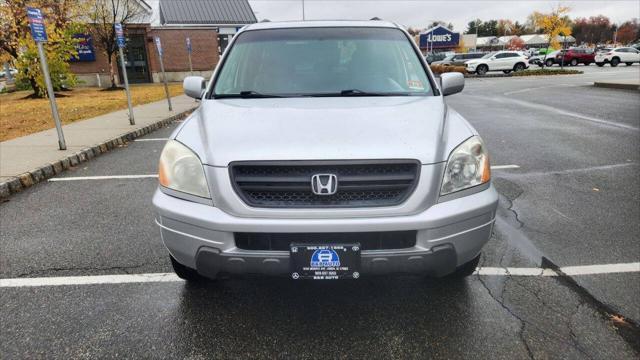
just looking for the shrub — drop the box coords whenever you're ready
[512,69,582,76]
[430,64,467,75]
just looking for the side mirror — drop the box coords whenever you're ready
[440,72,465,96]
[183,76,206,99]
[490,57,496,61]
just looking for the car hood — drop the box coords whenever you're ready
[175,96,474,167]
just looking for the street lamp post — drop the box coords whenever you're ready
[475,19,479,51]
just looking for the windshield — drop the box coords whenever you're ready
[481,52,496,59]
[212,27,432,98]
[442,54,455,61]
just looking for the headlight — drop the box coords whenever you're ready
[158,140,210,198]
[441,136,490,196]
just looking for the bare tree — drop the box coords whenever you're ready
[89,0,145,88]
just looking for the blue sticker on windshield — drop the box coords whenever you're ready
[310,249,340,267]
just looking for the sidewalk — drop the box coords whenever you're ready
[0,95,196,196]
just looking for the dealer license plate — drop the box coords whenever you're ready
[290,243,361,280]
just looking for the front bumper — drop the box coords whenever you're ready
[153,185,499,278]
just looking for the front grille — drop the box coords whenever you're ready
[235,231,417,251]
[230,160,420,208]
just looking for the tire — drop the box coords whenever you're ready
[596,62,604,67]
[545,59,554,67]
[170,255,205,281]
[513,63,525,72]
[476,64,488,76]
[570,58,578,66]
[448,254,481,278]
[626,62,633,66]
[610,57,620,67]
[503,70,511,74]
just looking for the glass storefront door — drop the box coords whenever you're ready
[121,34,150,83]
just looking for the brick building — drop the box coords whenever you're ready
[70,0,257,87]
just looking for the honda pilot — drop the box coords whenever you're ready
[153,21,499,282]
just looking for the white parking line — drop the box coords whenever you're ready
[488,96,639,131]
[490,165,520,170]
[48,175,158,182]
[561,262,640,276]
[135,138,169,142]
[1,262,638,288]
[0,273,182,287]
[476,267,559,276]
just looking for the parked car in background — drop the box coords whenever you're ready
[595,47,640,67]
[465,51,528,75]
[432,53,484,66]
[555,48,595,66]
[0,68,18,79]
[425,53,447,64]
[529,50,561,67]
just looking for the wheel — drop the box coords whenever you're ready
[503,70,511,74]
[626,62,633,66]
[570,58,578,66]
[596,62,604,67]
[448,254,481,278]
[545,59,554,67]
[170,255,205,281]
[610,57,620,67]
[537,63,544,68]
[476,64,488,76]
[513,63,525,72]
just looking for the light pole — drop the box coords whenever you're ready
[475,19,479,51]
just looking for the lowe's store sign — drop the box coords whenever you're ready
[419,25,460,49]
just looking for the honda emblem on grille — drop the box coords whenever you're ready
[311,174,338,195]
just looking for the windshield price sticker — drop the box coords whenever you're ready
[291,244,361,280]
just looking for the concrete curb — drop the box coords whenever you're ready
[0,108,195,201]
[593,82,640,91]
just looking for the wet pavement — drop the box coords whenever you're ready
[1,65,639,358]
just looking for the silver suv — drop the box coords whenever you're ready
[153,21,498,281]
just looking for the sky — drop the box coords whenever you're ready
[248,0,640,32]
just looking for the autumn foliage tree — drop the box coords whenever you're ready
[531,6,572,67]
[506,37,525,50]
[572,15,614,45]
[88,0,146,88]
[0,0,84,97]
[615,19,639,45]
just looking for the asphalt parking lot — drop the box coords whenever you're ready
[1,65,639,358]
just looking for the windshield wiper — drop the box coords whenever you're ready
[340,89,386,96]
[213,90,283,99]
[306,89,411,97]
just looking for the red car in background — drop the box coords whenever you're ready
[555,48,595,66]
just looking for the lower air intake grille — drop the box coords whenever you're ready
[235,231,417,251]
